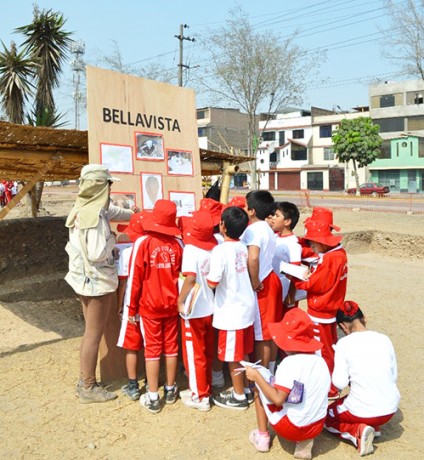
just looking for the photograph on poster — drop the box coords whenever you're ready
[141,173,163,209]
[166,149,193,176]
[110,192,136,210]
[100,143,133,173]
[169,191,196,217]
[135,133,164,160]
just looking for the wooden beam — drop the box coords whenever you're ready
[0,156,60,220]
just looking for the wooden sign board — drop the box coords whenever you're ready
[86,66,202,382]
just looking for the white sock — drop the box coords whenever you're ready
[164,384,174,391]
[148,391,159,401]
[233,391,247,401]
[269,361,276,374]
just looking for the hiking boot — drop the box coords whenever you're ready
[122,383,141,401]
[164,384,179,404]
[294,438,314,459]
[183,395,211,412]
[212,371,225,388]
[249,429,270,452]
[140,393,161,414]
[79,383,118,404]
[357,424,375,456]
[213,390,248,410]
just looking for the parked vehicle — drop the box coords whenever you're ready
[346,182,390,196]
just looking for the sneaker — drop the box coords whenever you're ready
[75,379,83,396]
[213,391,248,410]
[245,391,254,405]
[122,383,141,401]
[294,438,314,459]
[140,393,161,414]
[212,371,225,388]
[249,429,270,452]
[79,383,118,404]
[164,384,179,404]
[183,396,211,412]
[357,424,375,456]
[179,389,193,401]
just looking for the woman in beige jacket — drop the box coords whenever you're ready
[65,164,134,403]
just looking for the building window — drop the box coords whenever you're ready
[406,91,424,105]
[291,144,307,161]
[378,140,391,159]
[319,125,332,138]
[197,110,207,119]
[373,118,404,133]
[279,131,285,146]
[262,131,276,141]
[323,147,335,161]
[292,129,304,139]
[407,115,424,130]
[198,127,206,137]
[379,94,395,108]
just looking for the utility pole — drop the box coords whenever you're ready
[175,24,195,87]
[70,40,85,130]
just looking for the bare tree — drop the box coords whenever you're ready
[382,0,424,79]
[197,8,321,189]
[97,40,175,83]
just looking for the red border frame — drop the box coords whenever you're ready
[140,172,164,209]
[165,148,194,176]
[100,142,134,174]
[134,131,165,162]
[168,190,196,216]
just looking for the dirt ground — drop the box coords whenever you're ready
[0,189,423,459]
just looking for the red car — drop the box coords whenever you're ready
[346,183,390,196]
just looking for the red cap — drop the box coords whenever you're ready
[305,207,341,232]
[304,220,342,247]
[142,199,181,236]
[268,308,323,353]
[117,211,149,242]
[183,211,217,251]
[199,198,223,226]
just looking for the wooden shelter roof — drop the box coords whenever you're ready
[0,121,253,180]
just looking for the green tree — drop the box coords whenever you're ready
[332,117,382,196]
[0,41,34,124]
[199,7,321,189]
[16,5,72,124]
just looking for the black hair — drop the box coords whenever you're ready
[336,308,365,324]
[221,206,249,239]
[275,201,300,230]
[246,190,276,220]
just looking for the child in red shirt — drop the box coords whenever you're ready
[294,219,347,398]
[128,200,183,413]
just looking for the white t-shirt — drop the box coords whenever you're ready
[207,240,255,331]
[180,244,214,319]
[272,233,302,299]
[241,220,276,281]
[116,243,134,276]
[260,354,330,428]
[333,330,400,417]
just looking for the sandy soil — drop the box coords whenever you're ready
[0,189,423,459]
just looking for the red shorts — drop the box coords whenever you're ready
[140,315,179,360]
[217,325,254,362]
[117,317,143,351]
[272,415,325,442]
[254,271,283,341]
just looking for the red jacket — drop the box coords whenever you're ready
[294,245,347,321]
[128,233,183,319]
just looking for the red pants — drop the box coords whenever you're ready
[326,397,395,446]
[181,315,214,399]
[255,271,283,341]
[310,320,337,374]
[272,415,325,442]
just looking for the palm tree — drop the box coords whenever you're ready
[0,41,34,124]
[16,5,72,125]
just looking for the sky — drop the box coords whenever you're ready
[0,0,414,129]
